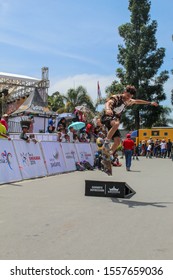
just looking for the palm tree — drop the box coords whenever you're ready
[63,86,95,113]
[48,91,65,112]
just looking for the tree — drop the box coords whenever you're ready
[152,106,173,127]
[62,86,95,113]
[111,0,169,129]
[171,70,173,106]
[48,91,65,112]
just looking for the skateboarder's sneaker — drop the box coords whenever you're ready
[103,139,110,150]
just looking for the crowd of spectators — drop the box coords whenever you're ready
[54,115,107,143]
[132,137,173,160]
[1,111,173,162]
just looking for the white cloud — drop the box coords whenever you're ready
[49,73,115,102]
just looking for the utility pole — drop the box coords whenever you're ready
[0,89,8,115]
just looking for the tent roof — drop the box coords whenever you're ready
[11,88,55,117]
[0,72,40,82]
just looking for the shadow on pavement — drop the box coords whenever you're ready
[110,198,173,208]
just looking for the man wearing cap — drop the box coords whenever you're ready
[20,125,30,143]
[101,85,158,155]
[123,133,135,171]
[20,125,38,143]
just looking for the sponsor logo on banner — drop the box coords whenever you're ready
[0,150,13,170]
[53,150,59,160]
[64,150,75,159]
[20,152,41,166]
[49,149,61,168]
[80,151,92,160]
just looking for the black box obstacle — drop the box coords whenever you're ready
[85,180,136,198]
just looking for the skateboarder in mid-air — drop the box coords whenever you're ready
[101,85,158,175]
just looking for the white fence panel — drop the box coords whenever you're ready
[90,142,98,157]
[13,140,47,180]
[61,143,78,172]
[75,143,94,166]
[0,139,22,184]
[40,142,66,175]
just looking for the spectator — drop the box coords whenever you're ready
[57,131,62,142]
[123,133,134,171]
[20,125,37,143]
[74,109,86,122]
[146,139,154,158]
[0,115,11,140]
[0,114,9,131]
[28,115,34,133]
[80,133,88,143]
[112,152,122,167]
[68,127,75,142]
[86,121,93,140]
[93,117,103,137]
[160,139,167,158]
[138,141,142,155]
[73,134,80,143]
[47,115,55,133]
[166,139,172,158]
[95,132,104,170]
[141,141,147,156]
[146,143,152,158]
[171,142,173,161]
[57,117,66,130]
[133,143,139,160]
[64,134,70,143]
[20,125,30,143]
[59,127,67,142]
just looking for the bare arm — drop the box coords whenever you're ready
[0,132,11,140]
[104,99,114,115]
[127,99,158,107]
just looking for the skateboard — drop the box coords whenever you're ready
[101,143,112,176]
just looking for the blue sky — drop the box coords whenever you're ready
[0,0,173,107]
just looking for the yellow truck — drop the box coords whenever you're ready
[132,127,173,144]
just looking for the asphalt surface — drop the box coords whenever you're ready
[0,156,173,260]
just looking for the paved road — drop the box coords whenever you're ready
[0,157,173,260]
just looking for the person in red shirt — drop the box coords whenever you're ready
[85,122,93,140]
[123,133,134,171]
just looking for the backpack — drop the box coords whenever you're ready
[81,161,94,170]
[75,162,85,171]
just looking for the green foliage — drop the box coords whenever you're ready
[171,89,173,106]
[116,0,169,129]
[62,86,95,113]
[105,80,124,98]
[152,106,173,127]
[48,91,65,112]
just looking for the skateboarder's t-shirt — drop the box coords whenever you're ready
[109,95,126,116]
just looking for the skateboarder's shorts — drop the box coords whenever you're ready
[101,114,121,139]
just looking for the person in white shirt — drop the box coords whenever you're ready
[160,139,167,158]
[68,127,75,143]
[146,144,152,158]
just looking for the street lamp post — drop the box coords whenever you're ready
[0,89,9,115]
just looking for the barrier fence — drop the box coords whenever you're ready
[0,139,97,185]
